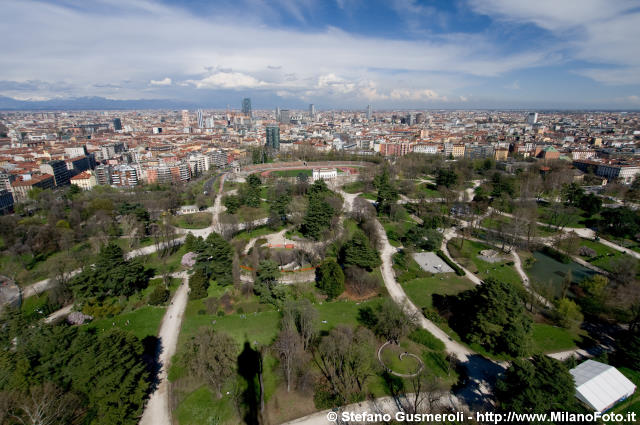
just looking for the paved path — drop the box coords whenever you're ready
[43,304,73,323]
[139,271,189,425]
[440,230,483,286]
[282,392,463,425]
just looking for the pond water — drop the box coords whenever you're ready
[527,251,596,297]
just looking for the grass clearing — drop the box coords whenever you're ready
[87,305,167,340]
[530,323,579,354]
[270,169,312,178]
[172,212,212,229]
[447,238,521,286]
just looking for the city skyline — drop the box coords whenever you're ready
[1,0,640,109]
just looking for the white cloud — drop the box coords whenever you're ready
[390,88,446,101]
[187,72,268,89]
[468,0,640,85]
[149,77,172,86]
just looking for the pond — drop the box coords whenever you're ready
[527,251,597,297]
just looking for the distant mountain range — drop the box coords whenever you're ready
[0,96,198,110]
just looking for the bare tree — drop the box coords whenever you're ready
[405,371,446,414]
[272,324,303,392]
[9,383,82,425]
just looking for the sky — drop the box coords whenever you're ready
[1,0,640,109]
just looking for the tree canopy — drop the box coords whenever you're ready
[444,278,532,356]
[340,231,381,271]
[315,260,345,300]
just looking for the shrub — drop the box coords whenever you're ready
[148,285,169,305]
[541,246,571,264]
[435,250,465,276]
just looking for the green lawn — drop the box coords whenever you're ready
[403,273,475,310]
[536,206,596,229]
[343,180,365,193]
[447,239,521,286]
[270,169,312,178]
[358,192,377,201]
[233,224,286,241]
[237,202,270,222]
[86,305,167,340]
[416,183,440,198]
[174,386,234,425]
[481,216,557,237]
[172,212,212,229]
[530,323,579,354]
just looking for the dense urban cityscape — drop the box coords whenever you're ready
[1,1,640,425]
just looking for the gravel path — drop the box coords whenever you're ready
[139,271,189,425]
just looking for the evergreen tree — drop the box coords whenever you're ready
[449,278,532,356]
[374,167,398,216]
[497,355,581,417]
[316,260,345,300]
[189,268,209,300]
[341,231,381,270]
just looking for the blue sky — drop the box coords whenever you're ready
[1,0,640,109]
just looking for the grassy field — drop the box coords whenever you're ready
[530,323,579,354]
[358,192,378,201]
[447,238,521,286]
[536,205,597,229]
[402,273,475,310]
[174,386,234,425]
[416,183,440,198]
[481,216,557,237]
[343,180,365,193]
[172,212,212,229]
[567,238,637,274]
[87,305,167,340]
[270,169,312,177]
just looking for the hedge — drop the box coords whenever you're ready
[541,245,571,264]
[436,249,465,276]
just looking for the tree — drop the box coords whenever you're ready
[272,322,303,393]
[554,298,583,332]
[496,355,581,416]
[189,268,209,300]
[254,260,283,306]
[8,382,82,425]
[184,328,237,397]
[447,278,532,356]
[340,231,381,270]
[196,232,234,286]
[435,168,458,188]
[359,299,416,343]
[374,168,398,216]
[149,284,170,305]
[315,260,345,300]
[313,326,377,406]
[70,242,149,301]
[301,181,335,240]
[282,299,318,352]
[223,195,241,214]
[609,255,638,285]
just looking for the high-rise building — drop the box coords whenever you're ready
[527,112,538,125]
[275,107,280,120]
[242,98,252,117]
[367,105,372,120]
[266,125,280,150]
[197,109,204,128]
[279,109,290,124]
[113,118,122,131]
[181,110,190,127]
[309,104,315,117]
[40,160,70,187]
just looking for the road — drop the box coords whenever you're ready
[139,271,190,425]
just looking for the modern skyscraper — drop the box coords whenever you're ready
[242,98,252,117]
[279,109,290,124]
[527,112,538,125]
[181,110,190,128]
[266,125,280,150]
[112,118,122,131]
[197,109,204,128]
[309,104,315,117]
[275,107,280,121]
[40,160,70,187]
[367,105,372,120]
